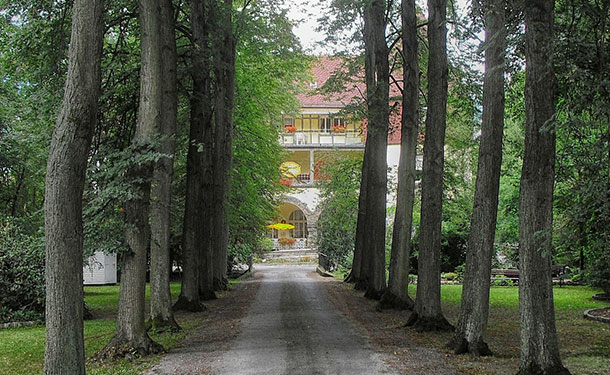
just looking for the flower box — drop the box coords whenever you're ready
[280,178,293,186]
[331,125,347,133]
[284,125,296,133]
[278,237,296,245]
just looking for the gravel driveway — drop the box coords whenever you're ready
[148,264,397,375]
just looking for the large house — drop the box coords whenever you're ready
[270,57,421,251]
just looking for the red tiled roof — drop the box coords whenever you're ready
[297,57,365,108]
[300,56,406,145]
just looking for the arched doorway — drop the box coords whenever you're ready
[272,202,311,250]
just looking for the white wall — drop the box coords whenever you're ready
[83,251,117,285]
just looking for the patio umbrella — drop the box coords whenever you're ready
[267,223,295,230]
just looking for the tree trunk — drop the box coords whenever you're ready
[191,0,216,302]
[349,140,370,289]
[406,0,452,331]
[517,1,571,374]
[100,0,164,357]
[379,0,419,311]
[449,0,506,356]
[43,1,104,373]
[149,0,181,333]
[212,0,236,291]
[362,0,389,300]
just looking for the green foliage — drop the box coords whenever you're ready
[0,222,44,323]
[228,2,310,249]
[316,153,363,270]
[553,0,610,289]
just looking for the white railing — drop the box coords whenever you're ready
[281,130,363,146]
[272,238,308,250]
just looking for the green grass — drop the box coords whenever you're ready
[0,282,203,375]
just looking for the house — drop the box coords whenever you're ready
[271,57,422,251]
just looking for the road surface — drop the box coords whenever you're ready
[148,264,396,375]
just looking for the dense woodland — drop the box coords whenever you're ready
[0,0,609,375]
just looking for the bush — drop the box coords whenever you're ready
[316,154,362,270]
[442,272,458,281]
[587,251,610,295]
[0,223,45,323]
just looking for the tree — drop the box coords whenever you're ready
[360,0,390,300]
[516,0,571,374]
[449,0,506,355]
[211,0,237,291]
[406,0,453,331]
[43,0,104,373]
[100,0,164,357]
[173,0,212,310]
[149,0,181,332]
[379,0,418,311]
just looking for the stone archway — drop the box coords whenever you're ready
[280,195,320,250]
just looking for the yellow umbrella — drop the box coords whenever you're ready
[267,223,295,230]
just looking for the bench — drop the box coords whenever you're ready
[490,264,569,286]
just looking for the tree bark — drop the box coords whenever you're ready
[449,0,506,356]
[361,0,389,300]
[379,0,418,311]
[211,0,236,291]
[192,0,216,302]
[406,0,452,331]
[100,0,164,357]
[149,0,181,332]
[517,1,570,374]
[349,140,370,289]
[44,1,104,373]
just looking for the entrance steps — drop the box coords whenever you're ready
[262,248,318,263]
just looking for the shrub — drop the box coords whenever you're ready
[0,223,45,323]
[443,272,458,281]
[587,251,610,295]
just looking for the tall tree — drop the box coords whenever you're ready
[361,0,390,300]
[43,0,104,373]
[406,0,452,330]
[211,0,237,291]
[101,0,164,356]
[149,0,181,332]
[379,0,419,310]
[449,0,506,355]
[174,0,214,309]
[517,1,571,374]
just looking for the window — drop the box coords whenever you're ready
[284,117,294,126]
[289,209,308,238]
[320,117,331,133]
[333,117,346,127]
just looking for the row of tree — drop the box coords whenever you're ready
[331,1,590,374]
[10,0,305,373]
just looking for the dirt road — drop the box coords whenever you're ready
[148,264,396,375]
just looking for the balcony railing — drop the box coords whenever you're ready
[281,129,363,147]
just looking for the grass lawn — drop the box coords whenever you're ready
[0,282,211,375]
[428,284,610,374]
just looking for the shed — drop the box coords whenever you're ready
[83,251,117,285]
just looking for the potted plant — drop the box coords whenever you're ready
[284,125,296,133]
[280,178,293,186]
[331,125,347,133]
[278,237,296,246]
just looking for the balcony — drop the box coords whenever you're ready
[281,129,364,148]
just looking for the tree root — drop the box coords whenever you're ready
[364,287,384,300]
[147,315,182,333]
[447,333,493,356]
[96,335,164,362]
[200,290,218,301]
[516,363,572,375]
[214,277,228,291]
[377,291,414,311]
[343,270,354,283]
[354,280,367,291]
[405,312,454,332]
[172,296,206,312]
